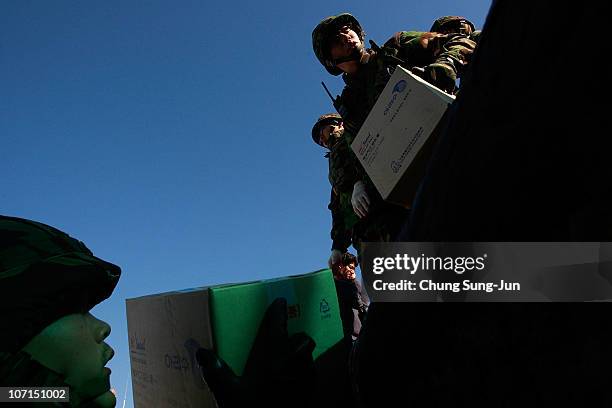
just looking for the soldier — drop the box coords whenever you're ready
[311,14,476,255]
[312,13,476,121]
[311,110,410,264]
[311,113,358,267]
[0,215,121,407]
[331,252,368,342]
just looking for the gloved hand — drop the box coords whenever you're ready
[196,298,316,408]
[410,66,426,79]
[328,249,343,269]
[351,181,370,218]
[424,62,457,94]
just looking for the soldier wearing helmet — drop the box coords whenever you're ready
[312,13,476,94]
[312,14,366,77]
[311,14,476,257]
[311,114,359,268]
[311,112,408,273]
[311,113,343,149]
[331,252,368,342]
[0,215,120,407]
[430,15,475,35]
[430,15,481,42]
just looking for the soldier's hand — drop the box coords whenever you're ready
[328,249,343,269]
[352,181,370,218]
[424,62,457,94]
[196,298,316,408]
[410,66,426,79]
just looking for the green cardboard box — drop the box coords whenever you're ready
[210,269,343,376]
[126,269,343,408]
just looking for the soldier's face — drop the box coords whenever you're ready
[343,262,357,280]
[23,313,116,407]
[329,25,362,74]
[335,262,357,281]
[320,122,344,148]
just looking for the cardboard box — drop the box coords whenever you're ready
[351,66,455,208]
[126,269,343,408]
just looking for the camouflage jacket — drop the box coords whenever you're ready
[329,31,477,198]
[470,30,482,43]
[328,188,358,252]
[327,135,359,252]
[328,132,359,194]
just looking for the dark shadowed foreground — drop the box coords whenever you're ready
[356,1,612,407]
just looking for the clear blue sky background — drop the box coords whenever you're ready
[2,1,490,406]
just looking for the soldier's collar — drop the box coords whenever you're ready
[327,136,339,149]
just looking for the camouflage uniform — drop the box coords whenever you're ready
[328,182,358,253]
[327,131,406,259]
[430,15,481,43]
[313,14,476,254]
[314,113,392,257]
[312,114,358,253]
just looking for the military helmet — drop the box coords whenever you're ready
[311,113,342,147]
[430,16,475,35]
[0,215,121,352]
[312,13,365,76]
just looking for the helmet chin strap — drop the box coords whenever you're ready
[332,44,367,66]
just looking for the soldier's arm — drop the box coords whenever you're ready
[328,136,360,194]
[328,132,378,217]
[389,31,476,92]
[329,189,352,252]
[384,31,428,63]
[389,30,475,71]
[326,124,380,210]
[430,33,476,80]
[470,30,482,44]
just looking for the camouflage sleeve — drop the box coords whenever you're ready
[470,30,482,44]
[328,136,360,194]
[388,31,476,91]
[384,31,428,63]
[429,33,476,80]
[328,189,352,252]
[390,30,475,72]
[328,122,380,202]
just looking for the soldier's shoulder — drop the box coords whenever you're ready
[383,31,426,48]
[329,136,351,156]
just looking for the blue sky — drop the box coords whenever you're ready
[1,1,490,405]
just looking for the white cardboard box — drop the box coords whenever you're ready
[351,66,455,207]
[126,270,343,408]
[127,288,217,408]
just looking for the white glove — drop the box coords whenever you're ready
[328,249,343,269]
[351,180,370,218]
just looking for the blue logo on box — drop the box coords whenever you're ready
[384,80,408,116]
[393,80,407,94]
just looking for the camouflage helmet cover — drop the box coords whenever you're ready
[311,113,342,147]
[0,215,121,351]
[312,13,365,76]
[430,16,475,35]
